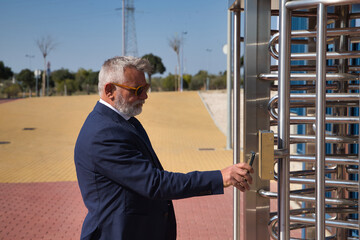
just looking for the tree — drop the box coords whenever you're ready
[149,77,161,92]
[168,35,182,91]
[75,68,98,94]
[75,68,89,92]
[51,68,74,83]
[36,35,56,97]
[17,69,35,96]
[142,54,166,89]
[88,71,99,93]
[183,74,192,90]
[51,68,76,95]
[0,61,13,80]
[3,83,21,98]
[190,70,208,90]
[210,71,226,90]
[161,73,176,91]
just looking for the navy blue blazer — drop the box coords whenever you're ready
[74,102,224,240]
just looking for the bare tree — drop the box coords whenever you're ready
[168,34,181,91]
[36,35,56,97]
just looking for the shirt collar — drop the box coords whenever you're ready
[99,98,131,120]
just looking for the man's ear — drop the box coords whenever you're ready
[104,83,115,99]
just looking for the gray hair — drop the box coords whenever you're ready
[98,56,152,96]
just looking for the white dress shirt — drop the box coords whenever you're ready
[99,98,131,121]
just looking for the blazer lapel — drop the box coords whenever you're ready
[94,103,163,170]
[128,117,164,170]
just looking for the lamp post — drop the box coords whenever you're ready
[25,54,34,69]
[180,31,187,92]
[206,48,212,90]
[47,62,51,96]
[34,69,41,97]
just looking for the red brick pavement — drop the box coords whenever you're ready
[0,99,19,104]
[0,182,233,240]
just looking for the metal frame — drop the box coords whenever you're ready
[229,0,360,239]
[230,0,271,239]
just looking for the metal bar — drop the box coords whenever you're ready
[232,7,241,240]
[270,64,360,72]
[258,189,358,205]
[288,93,360,100]
[286,0,360,10]
[259,73,358,81]
[316,5,327,238]
[270,83,340,91]
[290,177,359,189]
[350,12,360,19]
[270,50,360,61]
[272,27,360,40]
[226,10,232,150]
[290,216,359,230]
[271,9,339,19]
[278,0,291,239]
[292,51,360,60]
[289,155,359,165]
[289,169,337,177]
[290,116,359,124]
[346,167,359,174]
[333,6,349,239]
[274,134,358,144]
[268,27,360,59]
[241,0,271,239]
[358,77,360,240]
[277,115,359,124]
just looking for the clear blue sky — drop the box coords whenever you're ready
[0,0,229,76]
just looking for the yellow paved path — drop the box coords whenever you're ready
[0,91,232,183]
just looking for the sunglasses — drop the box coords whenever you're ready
[111,83,150,96]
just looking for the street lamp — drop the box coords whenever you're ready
[205,48,212,90]
[25,54,35,69]
[34,69,41,97]
[180,31,187,92]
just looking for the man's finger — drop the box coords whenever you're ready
[235,162,254,173]
[242,172,253,184]
[234,181,246,192]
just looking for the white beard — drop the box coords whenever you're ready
[114,95,144,117]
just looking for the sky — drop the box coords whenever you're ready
[0,0,229,76]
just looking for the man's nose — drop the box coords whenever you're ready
[139,91,148,100]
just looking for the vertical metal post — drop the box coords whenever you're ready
[36,76,38,97]
[278,0,291,239]
[227,9,233,150]
[316,3,327,240]
[233,7,241,240]
[358,79,360,237]
[334,5,349,239]
[240,0,271,239]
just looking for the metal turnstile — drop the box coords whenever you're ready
[228,0,360,239]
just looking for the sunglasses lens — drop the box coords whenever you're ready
[136,85,150,96]
[137,87,144,96]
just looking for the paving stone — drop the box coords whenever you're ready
[0,92,235,239]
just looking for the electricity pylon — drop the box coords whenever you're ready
[122,0,138,56]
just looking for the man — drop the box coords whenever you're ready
[74,56,253,240]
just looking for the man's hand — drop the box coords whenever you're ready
[221,163,254,192]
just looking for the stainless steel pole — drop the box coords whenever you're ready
[316,3,327,239]
[227,10,233,150]
[233,7,241,240]
[358,78,360,236]
[278,0,291,239]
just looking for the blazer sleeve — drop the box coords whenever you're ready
[90,125,224,200]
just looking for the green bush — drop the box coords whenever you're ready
[161,74,176,91]
[3,83,22,98]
